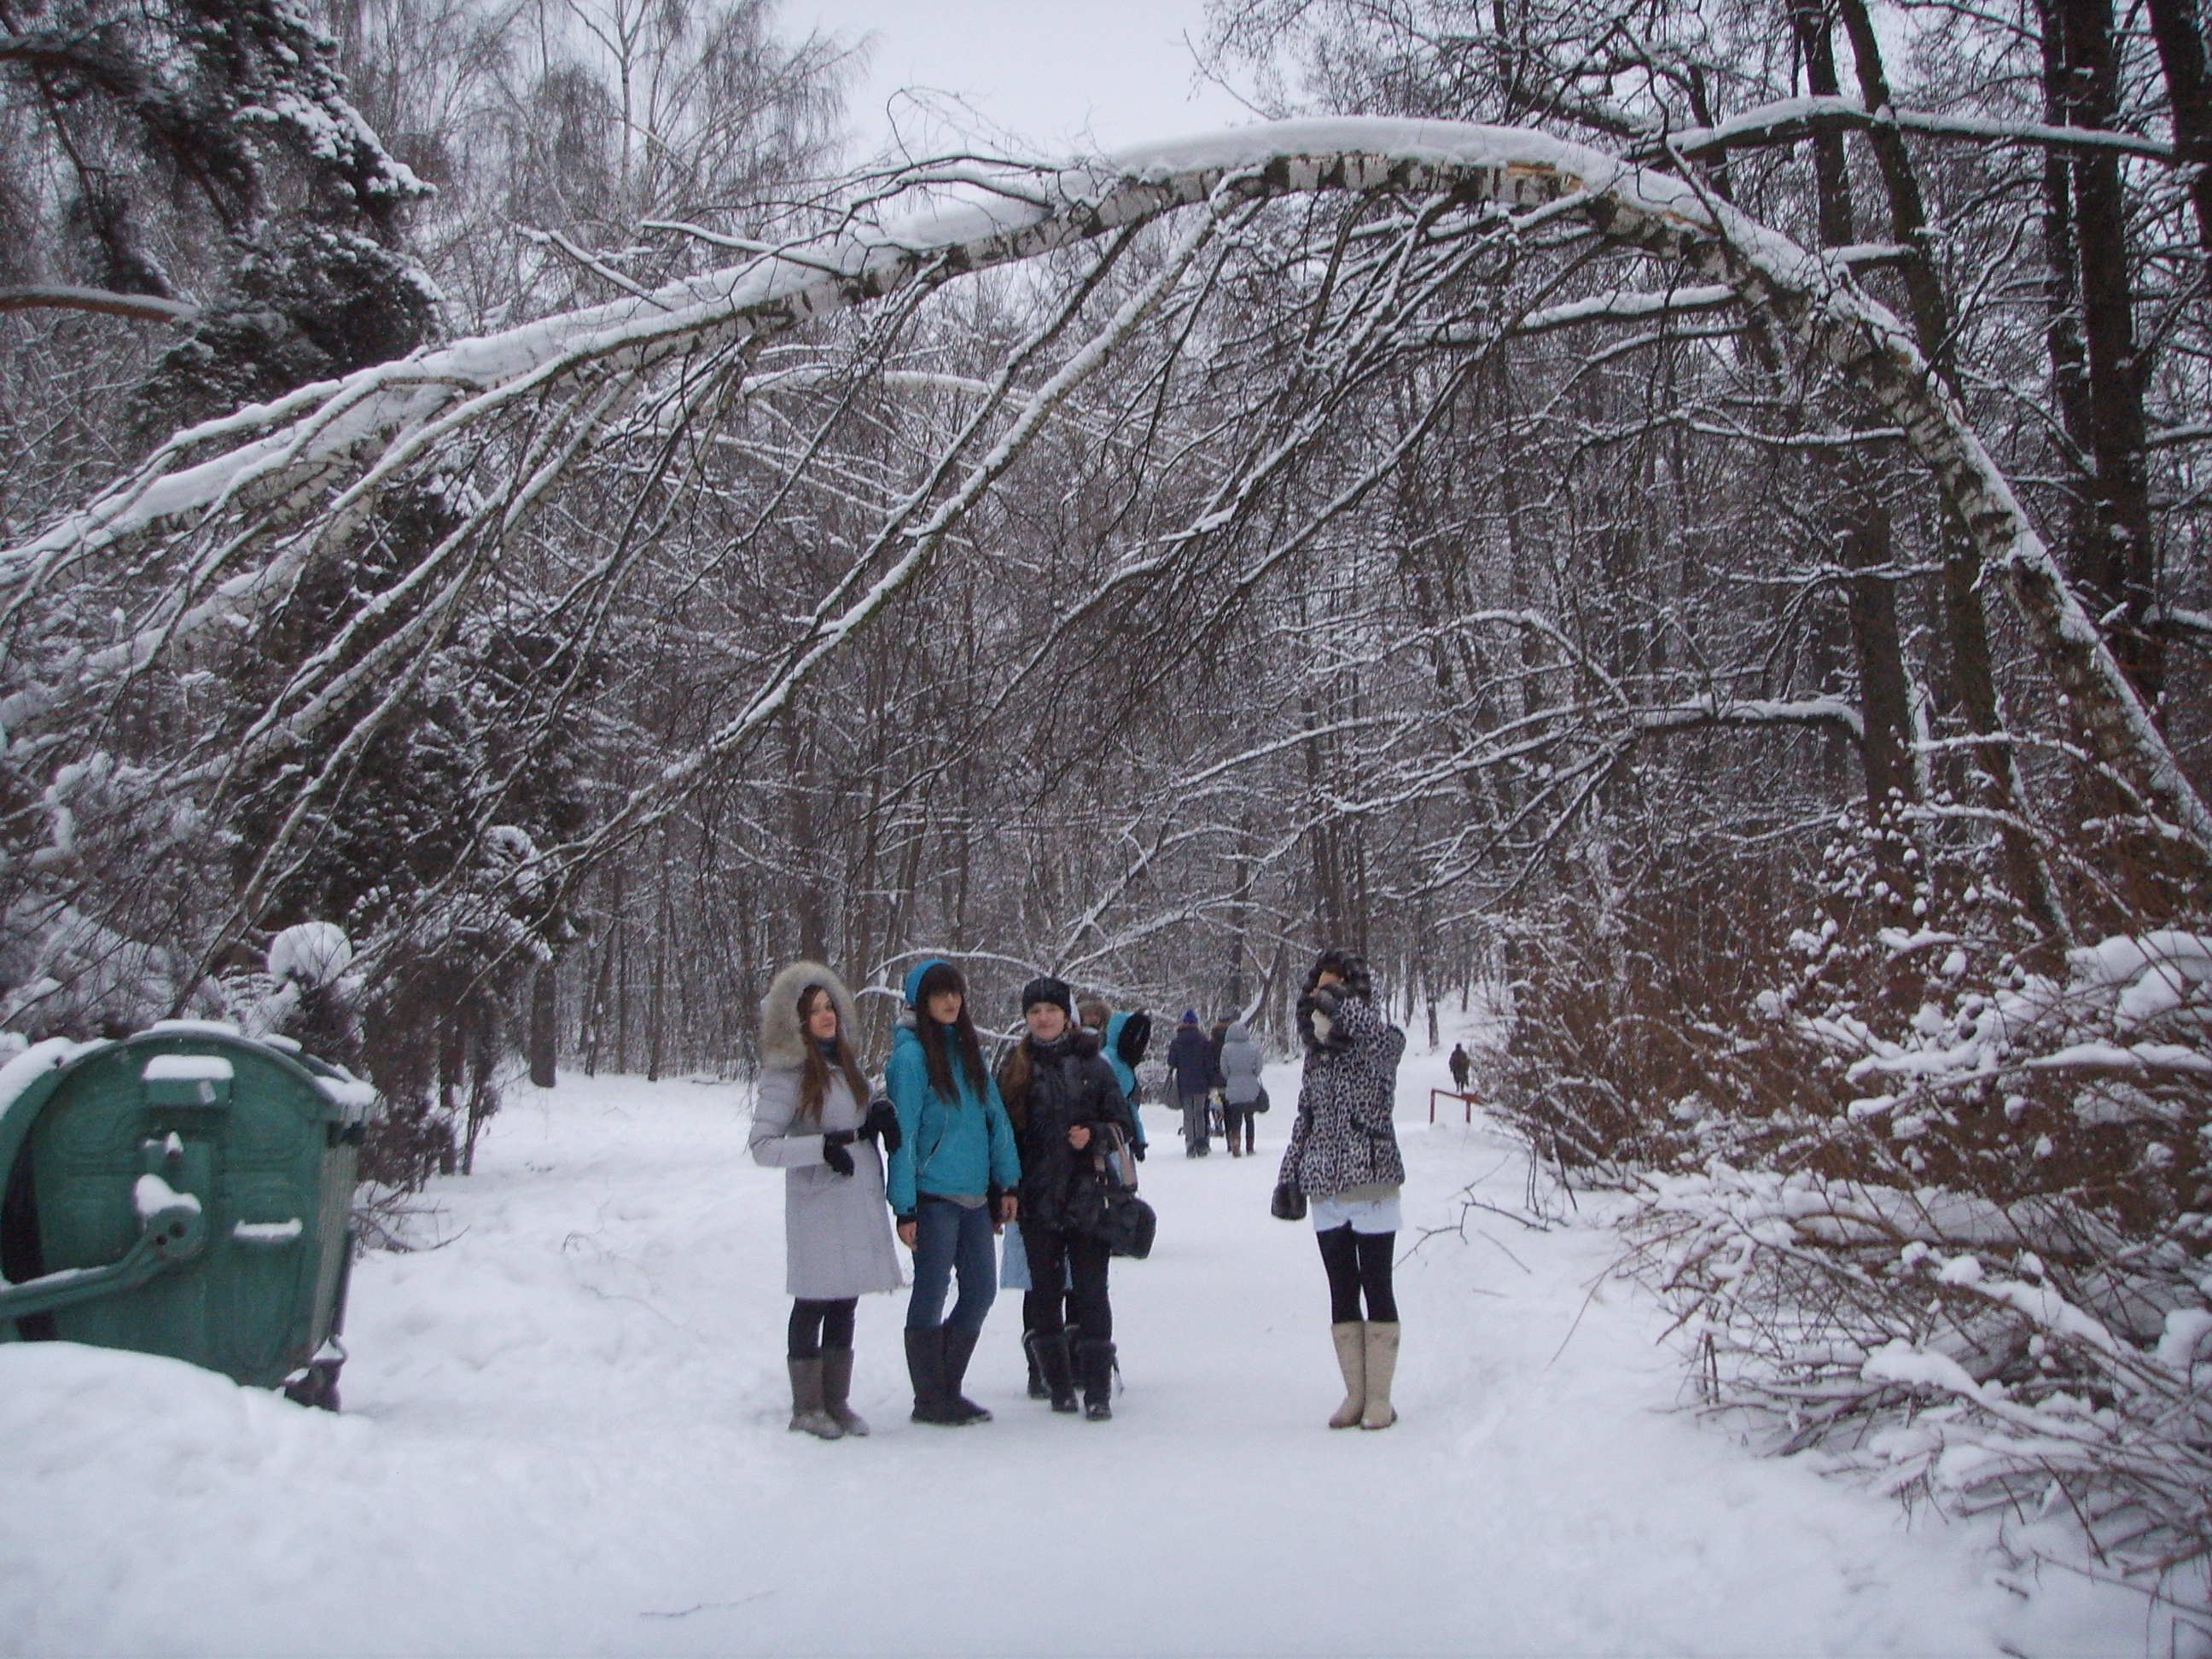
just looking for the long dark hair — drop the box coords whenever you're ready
[997,1043,1032,1129]
[912,960,988,1105]
[796,985,869,1126]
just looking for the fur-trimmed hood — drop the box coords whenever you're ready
[760,960,860,1070]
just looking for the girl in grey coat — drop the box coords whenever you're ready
[750,960,904,1439]
[1217,1020,1265,1156]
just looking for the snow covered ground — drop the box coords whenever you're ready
[0,1045,2159,1657]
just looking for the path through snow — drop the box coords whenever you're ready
[0,1049,2154,1656]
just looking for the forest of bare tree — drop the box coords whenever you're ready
[3,0,2209,1606]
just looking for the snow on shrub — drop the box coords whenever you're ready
[1611,927,2212,1604]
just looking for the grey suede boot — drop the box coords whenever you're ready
[1360,1322,1400,1429]
[820,1348,867,1437]
[1329,1322,1366,1429]
[788,1357,843,1439]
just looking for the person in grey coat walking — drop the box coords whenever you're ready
[1217,1019,1265,1156]
[749,960,904,1439]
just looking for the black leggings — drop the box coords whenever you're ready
[788,1297,857,1358]
[1316,1225,1397,1324]
[1021,1222,1113,1344]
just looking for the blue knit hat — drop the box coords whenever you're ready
[903,958,952,1010]
[1180,1009,1198,1024]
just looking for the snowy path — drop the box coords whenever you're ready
[2,1053,2148,1657]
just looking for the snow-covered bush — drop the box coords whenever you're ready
[1627,1157,2211,1604]
[229,922,366,1065]
[1494,787,2211,1609]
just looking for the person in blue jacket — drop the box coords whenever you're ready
[885,958,1022,1425]
[1084,1002,1150,1154]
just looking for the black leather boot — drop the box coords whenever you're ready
[1075,1338,1116,1422]
[1022,1330,1050,1400]
[939,1324,992,1423]
[1034,1329,1078,1413]
[904,1328,967,1425]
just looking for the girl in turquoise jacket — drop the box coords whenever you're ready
[884,958,1021,1424]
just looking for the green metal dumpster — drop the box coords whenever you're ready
[0,1022,370,1407]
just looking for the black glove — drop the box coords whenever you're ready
[821,1130,855,1177]
[1270,1181,1307,1221]
[862,1097,902,1154]
[1132,1141,1147,1162]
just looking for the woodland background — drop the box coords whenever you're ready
[3,0,2210,1602]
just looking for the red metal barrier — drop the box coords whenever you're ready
[1429,1087,1476,1124]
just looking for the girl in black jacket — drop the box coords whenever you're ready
[996,975,1137,1419]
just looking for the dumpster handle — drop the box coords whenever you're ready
[0,1195,207,1324]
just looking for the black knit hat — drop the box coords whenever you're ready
[1020,976,1074,1021]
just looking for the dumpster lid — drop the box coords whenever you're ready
[300,1062,375,1125]
[141,1054,235,1083]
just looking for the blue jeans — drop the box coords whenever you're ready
[905,1196,998,1332]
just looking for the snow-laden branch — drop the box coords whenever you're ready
[1658,95,2180,165]
[9,114,2201,876]
[1635,695,1865,742]
[1511,282,1737,335]
[0,286,200,323]
[0,123,1578,580]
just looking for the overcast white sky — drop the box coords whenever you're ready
[798,0,1264,160]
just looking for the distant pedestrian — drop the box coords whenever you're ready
[1166,1009,1215,1156]
[998,978,1137,1419]
[1272,951,1407,1430]
[1083,1000,1150,1158]
[885,958,1022,1425]
[748,960,903,1440]
[1448,1043,1472,1095]
[1208,1020,1231,1141]
[1217,1019,1264,1156]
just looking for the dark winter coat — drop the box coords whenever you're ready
[998,1028,1136,1232]
[748,961,902,1299]
[1165,1022,1216,1097]
[1278,987,1406,1202]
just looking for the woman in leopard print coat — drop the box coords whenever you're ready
[1273,950,1407,1431]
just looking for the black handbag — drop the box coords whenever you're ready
[1252,1083,1271,1115]
[1076,1124,1156,1260]
[1101,1185,1157,1259]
